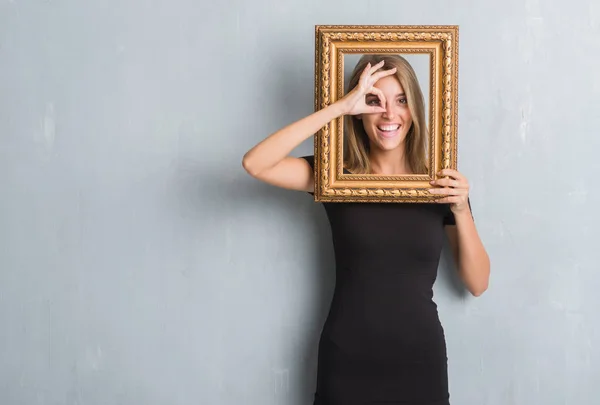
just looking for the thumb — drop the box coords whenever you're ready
[368,106,387,114]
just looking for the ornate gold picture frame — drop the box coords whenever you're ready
[313,25,459,203]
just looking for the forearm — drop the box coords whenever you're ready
[242,102,346,175]
[454,208,490,296]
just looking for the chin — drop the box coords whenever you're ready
[369,133,408,151]
[379,143,403,152]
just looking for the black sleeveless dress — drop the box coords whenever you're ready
[302,155,459,405]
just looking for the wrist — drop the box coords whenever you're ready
[329,100,349,117]
[453,206,472,221]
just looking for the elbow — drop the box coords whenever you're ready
[469,262,490,297]
[470,283,488,297]
[242,154,260,178]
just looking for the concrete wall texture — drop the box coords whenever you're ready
[1,0,599,404]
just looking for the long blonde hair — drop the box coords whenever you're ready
[344,54,428,174]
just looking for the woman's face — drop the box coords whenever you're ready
[360,75,413,152]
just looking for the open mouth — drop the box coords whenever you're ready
[376,124,400,138]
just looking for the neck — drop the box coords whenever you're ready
[369,146,411,175]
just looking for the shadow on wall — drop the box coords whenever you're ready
[439,238,470,299]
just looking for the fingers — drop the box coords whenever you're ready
[368,105,388,113]
[368,86,387,109]
[353,60,395,114]
[437,169,467,182]
[358,62,377,89]
[361,61,395,88]
[360,61,384,81]
[430,177,462,188]
[428,169,470,205]
[360,62,373,81]
[371,67,397,82]
[428,187,467,196]
[433,196,463,204]
[367,60,385,76]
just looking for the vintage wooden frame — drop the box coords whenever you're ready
[313,25,459,203]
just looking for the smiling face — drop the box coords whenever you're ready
[344,54,429,175]
[359,75,413,153]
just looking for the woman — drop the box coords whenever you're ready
[242,54,490,405]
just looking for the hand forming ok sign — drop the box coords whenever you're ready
[337,60,398,116]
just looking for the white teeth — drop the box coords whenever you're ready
[377,124,400,131]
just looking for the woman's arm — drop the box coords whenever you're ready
[241,103,346,192]
[430,169,490,296]
[242,61,394,192]
[445,212,490,297]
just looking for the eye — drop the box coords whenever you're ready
[398,98,408,104]
[366,98,380,106]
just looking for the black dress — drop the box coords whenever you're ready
[302,155,461,405]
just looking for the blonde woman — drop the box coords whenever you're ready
[242,54,490,405]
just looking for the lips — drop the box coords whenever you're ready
[376,124,401,138]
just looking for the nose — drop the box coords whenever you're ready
[382,102,396,119]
